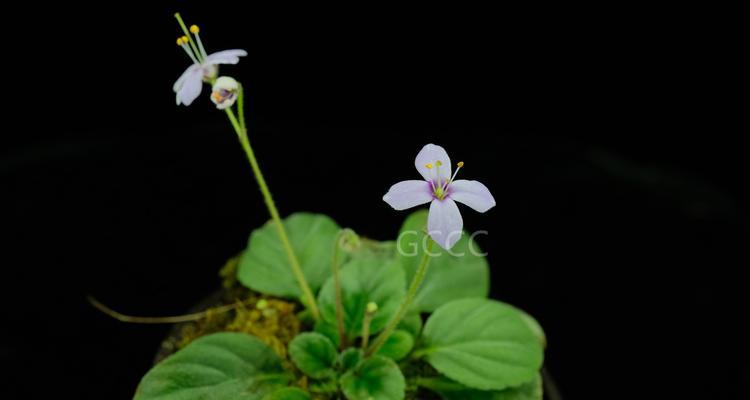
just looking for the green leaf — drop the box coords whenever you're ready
[135,332,290,400]
[517,309,546,349]
[340,355,406,400]
[238,213,340,298]
[263,387,312,400]
[398,313,423,338]
[318,258,406,339]
[418,374,543,400]
[377,330,415,361]
[314,319,341,349]
[396,210,489,312]
[308,378,338,395]
[418,298,543,391]
[288,333,338,379]
[339,348,363,372]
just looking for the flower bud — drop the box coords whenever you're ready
[339,228,361,252]
[210,76,239,109]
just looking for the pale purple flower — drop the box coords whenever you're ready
[383,144,496,250]
[173,31,247,106]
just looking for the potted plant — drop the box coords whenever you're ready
[101,13,550,400]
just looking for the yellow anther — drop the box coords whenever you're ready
[457,161,464,168]
[425,163,433,169]
[176,37,183,46]
[190,24,200,34]
[436,160,443,167]
[181,35,189,43]
[256,299,269,310]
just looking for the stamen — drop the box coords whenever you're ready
[435,160,443,188]
[444,161,464,191]
[179,36,199,64]
[174,13,204,63]
[425,164,436,191]
[191,24,209,60]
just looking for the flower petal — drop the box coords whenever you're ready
[383,180,433,210]
[204,49,248,65]
[449,179,496,213]
[415,144,452,183]
[176,71,204,106]
[173,64,201,92]
[428,198,463,250]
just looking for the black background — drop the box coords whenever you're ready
[1,2,746,399]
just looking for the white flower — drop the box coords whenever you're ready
[383,144,496,250]
[210,76,239,109]
[173,25,247,106]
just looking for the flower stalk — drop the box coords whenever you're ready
[332,229,350,349]
[367,237,434,356]
[225,85,321,321]
[361,302,378,350]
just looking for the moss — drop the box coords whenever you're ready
[218,255,240,290]
[157,256,302,363]
[156,256,440,399]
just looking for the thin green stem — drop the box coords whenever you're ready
[225,108,242,135]
[332,230,348,349]
[238,83,247,132]
[367,238,434,356]
[224,90,320,321]
[361,311,374,350]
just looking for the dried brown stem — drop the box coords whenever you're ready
[87,296,245,324]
